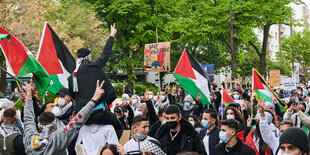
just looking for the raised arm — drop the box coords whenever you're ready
[54,80,105,149]
[93,23,117,67]
[22,82,39,150]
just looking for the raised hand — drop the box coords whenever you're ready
[172,85,177,95]
[22,82,32,99]
[166,85,171,94]
[292,104,299,113]
[110,23,117,37]
[91,80,105,103]
[258,97,265,117]
[246,115,253,127]
[144,88,149,100]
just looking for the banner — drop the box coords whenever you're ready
[202,64,214,84]
[282,78,296,98]
[144,42,170,72]
[269,70,280,87]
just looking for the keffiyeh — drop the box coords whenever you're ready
[141,140,166,155]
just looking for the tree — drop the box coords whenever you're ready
[83,0,181,82]
[248,0,301,77]
[279,29,310,78]
[0,0,108,93]
[169,0,258,78]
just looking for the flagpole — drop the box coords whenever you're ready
[167,43,188,87]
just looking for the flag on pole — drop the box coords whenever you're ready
[0,27,50,96]
[252,68,287,112]
[222,88,235,106]
[37,22,76,94]
[173,47,211,105]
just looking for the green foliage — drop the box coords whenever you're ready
[37,91,57,105]
[279,29,310,73]
[113,80,159,97]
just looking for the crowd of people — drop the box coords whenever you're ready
[1,23,310,155]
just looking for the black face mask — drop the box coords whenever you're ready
[301,109,306,113]
[167,121,178,129]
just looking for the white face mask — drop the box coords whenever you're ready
[160,95,166,101]
[57,97,66,107]
[233,95,240,100]
[189,121,195,127]
[252,93,256,97]
[227,115,235,120]
[51,107,60,117]
[134,110,143,116]
[131,99,138,105]
[149,95,153,100]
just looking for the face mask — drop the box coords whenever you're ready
[233,95,239,100]
[301,109,306,113]
[228,93,232,96]
[160,96,166,102]
[178,92,183,96]
[184,102,191,108]
[51,107,60,117]
[137,132,146,140]
[226,115,235,120]
[201,120,211,128]
[167,121,178,129]
[219,131,232,143]
[134,111,142,116]
[189,121,195,127]
[131,99,138,105]
[149,95,153,100]
[57,97,66,107]
[252,93,256,97]
[298,91,302,95]
[248,92,251,96]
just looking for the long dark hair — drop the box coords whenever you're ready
[177,86,186,101]
[223,107,245,124]
[100,144,118,155]
[253,110,275,155]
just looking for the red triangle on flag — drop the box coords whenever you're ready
[253,69,264,90]
[222,88,235,103]
[37,22,63,75]
[174,48,196,79]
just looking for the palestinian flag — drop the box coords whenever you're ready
[37,22,76,94]
[252,68,287,112]
[222,88,235,107]
[0,27,50,96]
[174,48,211,105]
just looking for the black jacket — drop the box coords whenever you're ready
[213,137,255,155]
[149,120,161,138]
[68,36,116,112]
[199,127,221,155]
[155,118,206,155]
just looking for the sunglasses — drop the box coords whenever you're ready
[122,98,128,101]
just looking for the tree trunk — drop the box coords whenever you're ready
[260,24,271,78]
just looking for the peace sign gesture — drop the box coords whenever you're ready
[91,80,105,103]
[196,93,202,104]
[258,97,265,116]
[172,85,177,95]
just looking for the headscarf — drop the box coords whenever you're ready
[141,140,166,155]
[35,120,56,149]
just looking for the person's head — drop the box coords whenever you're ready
[121,94,130,105]
[165,105,182,130]
[159,90,168,102]
[233,89,242,100]
[136,103,148,116]
[132,115,149,140]
[114,106,124,119]
[177,87,185,97]
[264,102,275,113]
[41,102,60,116]
[38,112,56,133]
[56,88,71,107]
[219,119,239,143]
[2,109,17,125]
[298,102,307,113]
[226,89,232,96]
[158,108,166,124]
[280,127,309,155]
[183,95,194,109]
[131,95,140,107]
[140,94,146,102]
[278,120,294,135]
[1,100,15,110]
[148,91,154,100]
[223,107,244,123]
[201,109,217,129]
[100,144,118,155]
[188,115,202,128]
[77,48,91,63]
